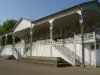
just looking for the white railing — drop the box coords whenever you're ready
[57,38,74,44]
[74,32,95,41]
[36,39,50,45]
[52,40,90,65]
[52,40,75,64]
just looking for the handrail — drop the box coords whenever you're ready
[11,45,22,58]
[74,32,94,41]
[52,40,90,65]
[52,40,75,64]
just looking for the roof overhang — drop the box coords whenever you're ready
[32,0,100,25]
[13,0,100,38]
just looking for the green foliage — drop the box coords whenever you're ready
[0,19,20,45]
[0,19,17,35]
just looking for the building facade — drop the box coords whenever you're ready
[0,0,100,67]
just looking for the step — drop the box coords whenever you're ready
[20,56,72,67]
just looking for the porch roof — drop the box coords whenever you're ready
[14,0,100,38]
[32,0,100,25]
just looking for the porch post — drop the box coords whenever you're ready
[77,8,85,67]
[21,38,25,58]
[81,22,84,67]
[94,31,97,67]
[60,28,63,37]
[5,35,7,57]
[5,35,7,46]
[0,37,1,50]
[49,19,54,57]
[12,33,15,56]
[74,34,76,66]
[0,37,2,56]
[30,22,33,56]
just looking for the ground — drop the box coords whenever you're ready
[0,58,100,75]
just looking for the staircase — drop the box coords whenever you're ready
[52,40,81,66]
[52,39,90,66]
[60,44,89,65]
[11,45,22,59]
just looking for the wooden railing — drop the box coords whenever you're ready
[52,40,90,65]
[74,32,95,41]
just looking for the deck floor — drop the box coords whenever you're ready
[0,58,100,75]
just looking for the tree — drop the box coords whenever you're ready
[1,19,17,34]
[0,19,20,45]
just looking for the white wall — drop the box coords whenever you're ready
[14,19,31,32]
[1,45,13,56]
[1,39,99,66]
[24,41,96,66]
[31,42,74,65]
[96,49,100,66]
[14,42,25,58]
[1,42,25,59]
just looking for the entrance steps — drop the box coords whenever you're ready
[20,56,72,67]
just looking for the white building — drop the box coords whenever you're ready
[0,0,100,67]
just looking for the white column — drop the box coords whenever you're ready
[30,23,34,56]
[77,10,85,67]
[21,39,25,58]
[0,37,1,50]
[5,35,7,57]
[12,33,15,56]
[94,31,97,67]
[0,37,2,56]
[5,35,7,46]
[49,19,54,57]
[74,34,76,66]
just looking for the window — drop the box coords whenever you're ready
[90,44,99,50]
[91,44,94,50]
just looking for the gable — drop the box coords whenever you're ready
[14,19,31,33]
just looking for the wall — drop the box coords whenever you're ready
[14,42,25,58]
[1,39,99,66]
[25,41,96,66]
[1,45,13,56]
[30,42,74,65]
[14,19,31,32]
[64,43,92,65]
[0,42,25,59]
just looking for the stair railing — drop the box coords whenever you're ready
[11,45,22,58]
[52,39,90,65]
[52,40,75,64]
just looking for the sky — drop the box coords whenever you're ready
[0,0,99,24]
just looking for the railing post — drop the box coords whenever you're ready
[49,19,54,57]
